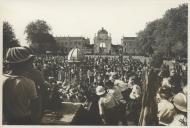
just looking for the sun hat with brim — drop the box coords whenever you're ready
[173,93,187,112]
[6,47,34,64]
[96,86,106,96]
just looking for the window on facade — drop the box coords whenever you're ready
[74,42,77,46]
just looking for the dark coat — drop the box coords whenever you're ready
[139,68,161,126]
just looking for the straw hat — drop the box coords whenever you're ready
[96,86,106,96]
[173,93,187,112]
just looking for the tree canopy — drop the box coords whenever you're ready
[24,19,56,53]
[3,21,20,57]
[136,4,187,58]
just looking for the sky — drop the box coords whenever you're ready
[1,0,188,46]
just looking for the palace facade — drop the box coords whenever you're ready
[55,36,90,54]
[94,27,112,54]
[121,37,138,55]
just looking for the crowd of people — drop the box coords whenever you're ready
[2,46,187,126]
[31,54,146,103]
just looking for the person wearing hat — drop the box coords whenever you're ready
[106,75,127,125]
[156,86,175,126]
[109,73,128,98]
[96,86,119,125]
[3,47,41,125]
[17,47,47,113]
[169,93,187,126]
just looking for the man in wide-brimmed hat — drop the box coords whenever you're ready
[106,74,127,125]
[18,47,47,112]
[169,93,187,126]
[156,86,175,126]
[96,86,119,125]
[3,47,41,125]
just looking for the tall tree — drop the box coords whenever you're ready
[3,21,20,57]
[136,4,187,58]
[24,19,56,53]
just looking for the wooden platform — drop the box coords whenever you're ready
[41,102,82,125]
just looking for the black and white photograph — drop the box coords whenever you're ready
[1,0,188,126]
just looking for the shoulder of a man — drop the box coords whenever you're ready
[19,77,38,99]
[2,74,23,84]
[3,74,37,97]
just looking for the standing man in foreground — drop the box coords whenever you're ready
[96,85,119,125]
[3,47,41,125]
